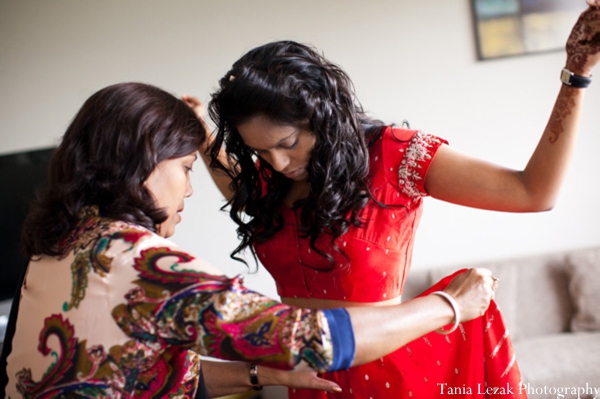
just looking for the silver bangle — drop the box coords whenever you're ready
[431,291,460,335]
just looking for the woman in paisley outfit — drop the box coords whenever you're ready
[187,2,600,398]
[0,82,495,398]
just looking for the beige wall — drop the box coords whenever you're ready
[1,0,599,301]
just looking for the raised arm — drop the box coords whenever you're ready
[424,3,600,212]
[182,94,236,201]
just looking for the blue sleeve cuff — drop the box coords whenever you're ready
[322,308,355,371]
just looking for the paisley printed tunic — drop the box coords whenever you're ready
[3,209,354,398]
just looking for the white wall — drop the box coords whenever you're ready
[1,0,599,302]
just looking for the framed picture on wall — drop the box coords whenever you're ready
[471,0,587,60]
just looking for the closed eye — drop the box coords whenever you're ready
[279,139,299,150]
[247,132,299,154]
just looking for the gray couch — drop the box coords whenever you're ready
[403,246,600,399]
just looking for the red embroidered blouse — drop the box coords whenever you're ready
[254,127,447,302]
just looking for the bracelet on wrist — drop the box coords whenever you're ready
[249,364,263,391]
[431,291,460,335]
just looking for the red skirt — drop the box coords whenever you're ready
[289,272,526,399]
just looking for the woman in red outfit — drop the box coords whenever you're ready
[187,3,600,397]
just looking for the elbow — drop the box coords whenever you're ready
[528,205,554,213]
[539,202,556,212]
[517,182,558,212]
[516,171,563,213]
[522,197,556,213]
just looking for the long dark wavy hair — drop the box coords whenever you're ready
[22,82,205,258]
[208,40,384,267]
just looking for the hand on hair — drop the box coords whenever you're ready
[566,1,600,75]
[181,94,209,127]
[182,94,215,153]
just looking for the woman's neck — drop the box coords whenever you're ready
[283,180,311,208]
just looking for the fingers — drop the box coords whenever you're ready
[475,267,492,278]
[181,94,201,107]
[288,371,342,392]
[567,4,600,72]
[484,274,499,301]
[491,276,499,292]
[478,269,499,296]
[181,94,203,108]
[442,268,501,324]
[181,95,209,123]
[446,268,495,321]
[447,267,491,293]
[472,268,498,289]
[313,377,342,393]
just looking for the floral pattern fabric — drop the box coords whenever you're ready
[5,209,336,398]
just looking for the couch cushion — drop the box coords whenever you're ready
[512,254,573,339]
[567,247,600,332]
[513,332,600,399]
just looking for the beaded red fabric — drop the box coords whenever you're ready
[255,127,525,398]
[255,127,446,303]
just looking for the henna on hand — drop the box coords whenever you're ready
[566,6,600,74]
[549,4,600,143]
[548,92,576,143]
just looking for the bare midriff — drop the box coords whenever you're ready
[281,295,402,310]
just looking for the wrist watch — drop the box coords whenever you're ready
[249,364,262,391]
[560,68,592,88]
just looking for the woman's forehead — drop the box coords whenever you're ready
[237,115,299,148]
